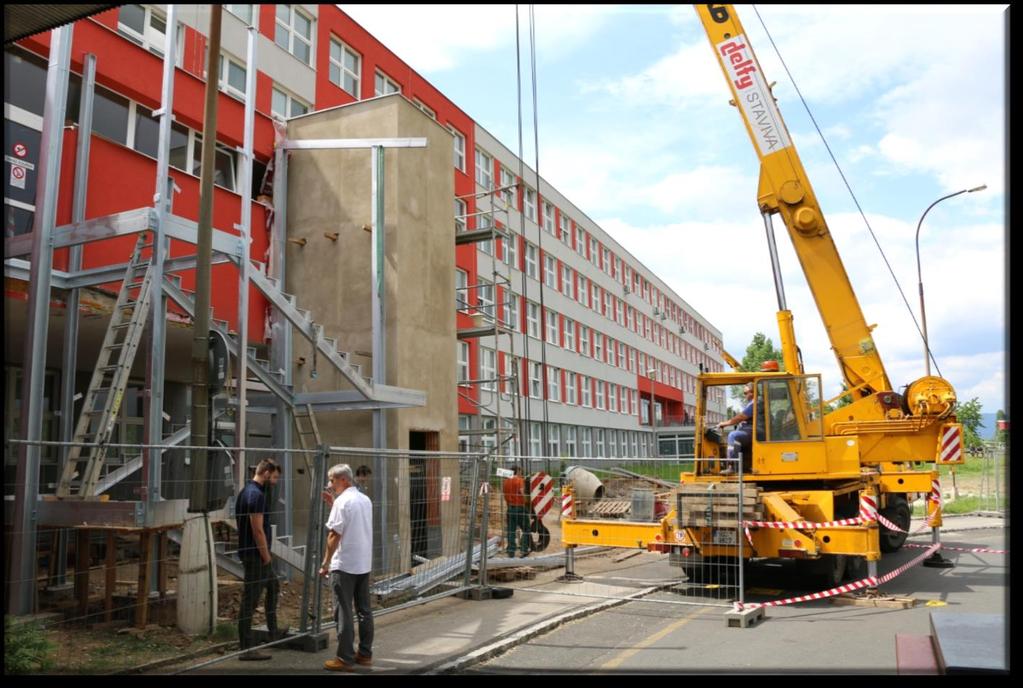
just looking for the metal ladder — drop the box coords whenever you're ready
[57,232,156,497]
[292,402,321,475]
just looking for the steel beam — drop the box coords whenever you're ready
[10,25,73,615]
[4,207,151,257]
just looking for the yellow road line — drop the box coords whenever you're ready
[600,606,710,670]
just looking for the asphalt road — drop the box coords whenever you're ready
[468,527,1008,674]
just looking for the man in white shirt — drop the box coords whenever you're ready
[319,463,374,672]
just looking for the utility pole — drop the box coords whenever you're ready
[189,4,223,512]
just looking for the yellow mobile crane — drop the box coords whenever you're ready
[561,4,963,586]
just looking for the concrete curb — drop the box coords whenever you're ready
[423,585,661,674]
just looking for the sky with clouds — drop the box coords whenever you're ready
[340,3,1008,415]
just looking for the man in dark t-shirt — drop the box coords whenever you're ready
[235,458,282,660]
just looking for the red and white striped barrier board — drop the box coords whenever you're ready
[938,424,963,464]
[859,493,878,523]
[531,471,554,520]
[926,479,942,526]
[561,489,575,520]
[904,542,1008,555]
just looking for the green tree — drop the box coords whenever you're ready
[824,382,854,414]
[956,397,984,451]
[740,332,784,372]
[732,332,784,399]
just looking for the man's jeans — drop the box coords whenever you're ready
[505,505,530,556]
[331,570,374,663]
[239,557,280,649]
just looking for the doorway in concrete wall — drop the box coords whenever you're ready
[409,431,441,565]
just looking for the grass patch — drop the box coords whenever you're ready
[912,494,1008,517]
[4,616,56,674]
[211,621,236,642]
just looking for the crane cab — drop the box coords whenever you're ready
[694,372,833,478]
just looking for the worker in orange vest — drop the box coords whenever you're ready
[502,466,530,558]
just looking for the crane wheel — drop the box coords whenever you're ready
[879,496,911,553]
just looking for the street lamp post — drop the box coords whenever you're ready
[915,184,986,376]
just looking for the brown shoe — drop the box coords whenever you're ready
[354,652,373,666]
[324,658,354,672]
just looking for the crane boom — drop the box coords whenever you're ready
[695,4,892,398]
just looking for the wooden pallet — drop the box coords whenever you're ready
[831,593,917,609]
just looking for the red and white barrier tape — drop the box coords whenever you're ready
[743,516,866,530]
[735,542,942,611]
[876,543,941,584]
[904,542,1008,555]
[735,575,879,611]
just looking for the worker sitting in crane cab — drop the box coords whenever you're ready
[716,383,755,475]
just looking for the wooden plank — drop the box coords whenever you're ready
[156,533,168,599]
[678,518,743,528]
[105,532,116,622]
[678,484,762,495]
[831,594,916,609]
[135,531,152,628]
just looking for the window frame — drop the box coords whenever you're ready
[329,37,361,98]
[374,69,401,97]
[275,4,314,65]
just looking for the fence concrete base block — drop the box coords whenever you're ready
[725,606,765,628]
[459,586,495,601]
[555,573,583,582]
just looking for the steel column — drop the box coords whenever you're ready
[52,52,97,589]
[10,25,73,616]
[143,4,179,508]
[235,21,258,492]
[371,146,388,572]
[270,144,293,572]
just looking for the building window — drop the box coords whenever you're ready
[576,227,587,257]
[276,4,310,64]
[503,231,518,269]
[504,355,519,395]
[503,291,518,332]
[412,99,436,119]
[565,372,576,405]
[329,38,360,98]
[579,326,589,357]
[529,422,542,457]
[529,362,542,399]
[596,428,606,457]
[481,348,496,391]
[580,375,591,408]
[524,187,536,221]
[591,284,600,313]
[608,383,618,413]
[593,332,603,361]
[578,276,589,307]
[526,302,540,339]
[191,133,238,192]
[580,427,592,457]
[564,318,575,350]
[562,266,574,299]
[590,237,599,266]
[499,167,515,207]
[455,198,467,233]
[595,381,605,410]
[219,53,247,100]
[457,341,470,383]
[547,425,560,457]
[271,85,309,119]
[450,127,466,171]
[455,268,468,310]
[225,5,254,24]
[478,278,494,319]
[542,202,555,235]
[524,243,538,279]
[545,308,558,345]
[565,426,577,457]
[118,4,167,57]
[275,4,313,65]
[374,70,401,96]
[475,148,493,190]
[544,255,556,289]
[548,366,560,402]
